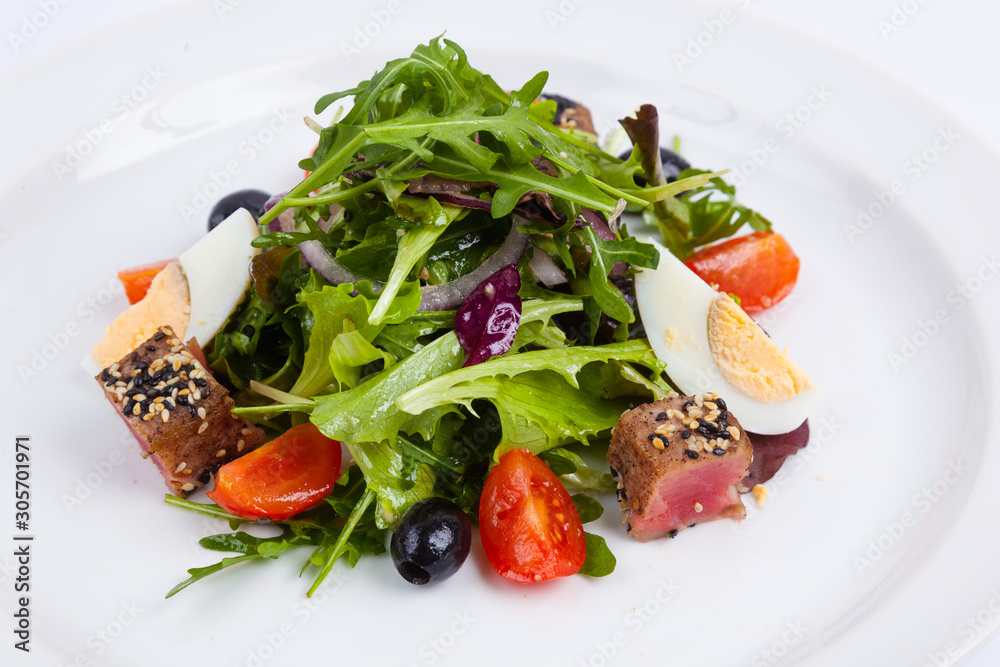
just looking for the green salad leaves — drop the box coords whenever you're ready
[172,36,772,597]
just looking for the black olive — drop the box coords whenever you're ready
[207,189,271,231]
[617,146,692,185]
[390,498,471,585]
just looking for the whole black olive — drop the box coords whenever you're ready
[390,498,471,586]
[207,189,271,231]
[617,146,692,185]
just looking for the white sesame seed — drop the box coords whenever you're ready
[172,359,182,372]
[170,344,184,353]
[216,449,227,458]
[728,426,741,440]
[181,483,195,492]
[704,401,718,411]
[241,427,251,436]
[197,407,207,420]
[694,502,703,513]
[193,389,202,402]
[133,394,146,402]
[197,421,210,434]
[652,437,665,450]
[175,461,186,473]
[237,439,245,452]
[161,409,170,423]
[694,394,704,407]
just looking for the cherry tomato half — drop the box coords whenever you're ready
[683,231,799,312]
[207,422,342,521]
[117,259,174,305]
[478,449,586,583]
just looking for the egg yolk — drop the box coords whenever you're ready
[707,294,812,403]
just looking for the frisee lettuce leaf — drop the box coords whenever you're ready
[395,339,664,457]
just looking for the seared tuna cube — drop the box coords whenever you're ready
[96,325,266,497]
[607,392,752,542]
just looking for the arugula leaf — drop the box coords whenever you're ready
[369,198,464,325]
[571,494,604,524]
[166,529,303,598]
[541,447,616,494]
[579,533,616,577]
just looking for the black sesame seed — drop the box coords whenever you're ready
[194,378,208,387]
[696,426,714,437]
[125,389,140,397]
[713,448,725,456]
[198,468,213,484]
[655,412,668,422]
[625,522,632,532]
[717,431,731,440]
[153,331,166,341]
[186,405,198,418]
[684,449,699,459]
[130,351,139,362]
[688,523,697,528]
[667,529,678,538]
[145,345,156,352]
[716,398,727,411]
[609,466,618,478]
[718,420,730,430]
[647,433,657,441]
[100,368,111,382]
[680,429,692,439]
[135,360,149,369]
[682,401,694,411]
[719,410,729,421]
[616,488,627,502]
[123,399,135,415]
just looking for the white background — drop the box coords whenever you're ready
[2,0,997,664]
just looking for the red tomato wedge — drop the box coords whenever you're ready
[478,449,586,583]
[208,422,342,521]
[117,259,174,305]
[683,231,799,312]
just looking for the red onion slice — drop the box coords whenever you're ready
[299,240,367,286]
[419,216,530,311]
[528,249,568,286]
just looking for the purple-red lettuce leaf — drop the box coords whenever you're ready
[454,265,522,367]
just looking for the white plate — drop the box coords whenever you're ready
[2,2,998,666]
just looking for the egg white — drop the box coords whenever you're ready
[634,238,820,435]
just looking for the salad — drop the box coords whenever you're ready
[90,37,815,597]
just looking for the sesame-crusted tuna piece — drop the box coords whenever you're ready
[607,392,752,542]
[96,325,266,498]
